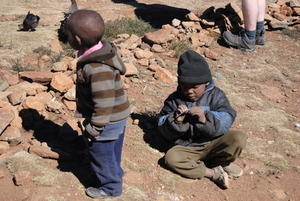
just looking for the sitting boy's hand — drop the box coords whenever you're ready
[175,105,189,122]
[189,106,206,123]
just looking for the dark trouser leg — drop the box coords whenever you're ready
[164,130,247,179]
[88,131,125,196]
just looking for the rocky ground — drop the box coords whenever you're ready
[0,0,300,201]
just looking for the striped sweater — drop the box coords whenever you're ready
[75,40,130,135]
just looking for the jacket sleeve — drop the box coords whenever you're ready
[193,90,236,138]
[158,93,190,140]
[158,112,190,140]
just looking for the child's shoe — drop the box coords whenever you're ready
[85,187,111,199]
[222,163,243,178]
[211,166,229,189]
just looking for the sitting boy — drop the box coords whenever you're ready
[66,10,131,198]
[158,50,247,189]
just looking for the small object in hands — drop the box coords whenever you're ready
[18,11,40,31]
[175,109,189,120]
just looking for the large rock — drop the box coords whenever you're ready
[124,61,138,76]
[19,71,53,85]
[185,12,201,21]
[52,61,69,72]
[154,67,176,84]
[50,72,74,93]
[7,91,26,106]
[62,99,76,111]
[0,141,10,154]
[64,85,76,101]
[5,74,19,86]
[124,34,142,50]
[144,28,175,45]
[0,126,22,145]
[29,145,73,161]
[22,92,53,112]
[269,18,289,29]
[0,108,15,134]
[134,49,154,59]
[13,171,32,186]
[190,32,214,47]
[0,91,10,101]
[5,81,36,96]
[0,81,9,92]
[45,99,63,114]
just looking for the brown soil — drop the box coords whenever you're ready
[0,0,300,201]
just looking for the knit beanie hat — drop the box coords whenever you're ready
[177,50,212,84]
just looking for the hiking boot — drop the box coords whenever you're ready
[211,166,229,189]
[223,30,256,52]
[222,163,243,178]
[256,29,265,45]
[85,187,112,199]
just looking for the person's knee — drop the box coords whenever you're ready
[229,130,248,148]
[164,148,180,169]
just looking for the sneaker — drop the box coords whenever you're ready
[85,187,112,199]
[222,163,243,178]
[256,29,265,45]
[211,166,229,189]
[223,30,256,52]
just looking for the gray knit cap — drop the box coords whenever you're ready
[177,50,212,84]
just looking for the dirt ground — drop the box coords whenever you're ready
[0,0,300,201]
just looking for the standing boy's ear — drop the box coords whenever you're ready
[75,35,82,46]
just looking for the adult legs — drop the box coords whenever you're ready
[242,0,259,31]
[223,0,266,51]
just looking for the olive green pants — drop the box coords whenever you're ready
[164,130,248,179]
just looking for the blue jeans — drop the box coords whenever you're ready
[87,121,126,196]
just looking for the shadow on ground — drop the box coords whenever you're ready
[111,0,190,28]
[20,108,93,188]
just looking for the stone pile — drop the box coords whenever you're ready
[0,35,179,160]
[265,0,300,29]
[197,0,300,32]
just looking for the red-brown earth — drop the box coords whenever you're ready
[0,0,300,201]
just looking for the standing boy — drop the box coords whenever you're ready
[66,10,131,198]
[158,50,247,189]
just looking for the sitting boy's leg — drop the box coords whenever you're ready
[164,145,207,179]
[164,145,230,188]
[87,132,125,198]
[204,130,248,176]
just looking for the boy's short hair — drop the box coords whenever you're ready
[177,50,212,84]
[67,10,105,48]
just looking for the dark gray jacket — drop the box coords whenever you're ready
[158,80,236,146]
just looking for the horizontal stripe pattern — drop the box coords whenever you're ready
[76,44,130,126]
